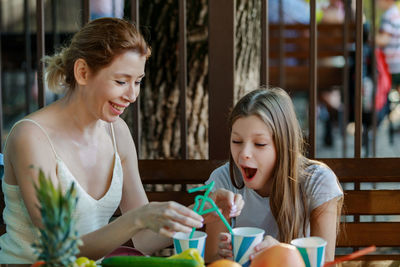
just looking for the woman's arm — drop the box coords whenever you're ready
[6,122,60,229]
[310,197,341,261]
[110,118,205,255]
[8,120,203,260]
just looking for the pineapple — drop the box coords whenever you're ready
[31,169,83,267]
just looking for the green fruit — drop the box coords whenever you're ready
[102,256,198,267]
[75,257,90,266]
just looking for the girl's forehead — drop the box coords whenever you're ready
[232,115,273,136]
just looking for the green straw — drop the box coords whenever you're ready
[188,181,233,238]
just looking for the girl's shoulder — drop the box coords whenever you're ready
[300,160,339,188]
[207,162,234,190]
[209,162,230,177]
[304,161,334,174]
[302,162,343,211]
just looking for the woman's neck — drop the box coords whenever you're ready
[57,91,104,143]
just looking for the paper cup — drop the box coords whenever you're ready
[290,236,327,267]
[232,227,265,267]
[173,231,207,258]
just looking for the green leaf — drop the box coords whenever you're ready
[31,168,81,266]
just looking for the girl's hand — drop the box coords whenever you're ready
[134,201,204,237]
[202,188,244,224]
[218,232,233,259]
[249,235,280,260]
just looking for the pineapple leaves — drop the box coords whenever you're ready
[32,168,82,267]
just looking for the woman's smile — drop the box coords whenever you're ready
[109,101,127,115]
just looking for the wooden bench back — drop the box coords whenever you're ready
[139,158,400,260]
[268,23,356,92]
[1,158,399,260]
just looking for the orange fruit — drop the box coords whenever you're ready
[250,243,305,267]
[31,261,45,267]
[207,259,241,267]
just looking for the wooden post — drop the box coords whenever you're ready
[208,0,235,159]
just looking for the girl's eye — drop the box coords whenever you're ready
[115,80,126,85]
[231,140,242,144]
[255,143,266,147]
[135,80,142,85]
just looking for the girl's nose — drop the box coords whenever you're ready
[240,144,252,159]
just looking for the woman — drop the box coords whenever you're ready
[0,18,243,263]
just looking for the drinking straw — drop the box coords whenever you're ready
[188,181,233,238]
[323,245,376,267]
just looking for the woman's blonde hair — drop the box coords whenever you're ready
[228,87,342,243]
[45,17,151,94]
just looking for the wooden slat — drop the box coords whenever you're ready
[137,158,400,183]
[24,0,32,114]
[269,66,343,92]
[179,0,187,159]
[320,158,400,182]
[82,0,90,25]
[342,1,351,157]
[138,159,225,184]
[308,0,317,158]
[344,190,400,215]
[147,192,200,207]
[371,0,378,156]
[337,222,400,247]
[354,0,363,158]
[0,0,3,151]
[36,0,45,108]
[130,0,140,157]
[260,0,268,86]
[146,190,400,215]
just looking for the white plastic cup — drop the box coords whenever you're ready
[290,236,327,267]
[231,227,265,267]
[172,231,207,258]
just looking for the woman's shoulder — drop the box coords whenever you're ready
[111,117,130,135]
[4,118,58,174]
[7,118,50,148]
[110,117,136,157]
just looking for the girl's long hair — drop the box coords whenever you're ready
[229,87,337,242]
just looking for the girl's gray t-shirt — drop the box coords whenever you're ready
[205,162,343,238]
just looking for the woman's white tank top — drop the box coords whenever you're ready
[0,119,123,263]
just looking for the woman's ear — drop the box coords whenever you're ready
[74,58,90,85]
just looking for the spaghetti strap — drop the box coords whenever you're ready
[110,123,118,154]
[7,119,59,159]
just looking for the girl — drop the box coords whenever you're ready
[204,87,343,263]
[0,17,242,263]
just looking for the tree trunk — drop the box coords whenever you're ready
[123,0,261,159]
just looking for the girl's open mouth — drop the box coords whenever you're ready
[242,167,257,180]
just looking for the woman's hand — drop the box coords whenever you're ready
[202,188,244,224]
[133,201,204,237]
[249,235,280,260]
